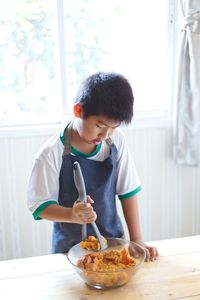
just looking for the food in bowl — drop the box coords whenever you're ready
[80,235,108,250]
[77,248,136,271]
[67,238,146,289]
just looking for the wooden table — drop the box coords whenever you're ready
[0,236,200,300]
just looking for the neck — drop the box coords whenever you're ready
[71,122,96,154]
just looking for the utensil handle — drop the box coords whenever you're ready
[73,162,87,240]
[91,222,107,250]
[73,161,106,250]
[82,225,87,241]
[73,162,87,202]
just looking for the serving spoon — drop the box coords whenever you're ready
[73,161,107,251]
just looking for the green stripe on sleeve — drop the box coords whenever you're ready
[33,200,58,220]
[118,186,142,200]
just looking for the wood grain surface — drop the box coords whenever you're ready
[0,236,200,300]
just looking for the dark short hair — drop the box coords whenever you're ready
[74,72,134,124]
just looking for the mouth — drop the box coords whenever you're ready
[91,139,102,145]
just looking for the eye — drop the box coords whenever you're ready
[96,124,103,129]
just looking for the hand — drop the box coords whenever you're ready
[130,239,159,262]
[72,195,97,224]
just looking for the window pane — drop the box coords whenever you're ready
[0,0,61,126]
[64,0,170,117]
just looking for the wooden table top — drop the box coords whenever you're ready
[0,235,200,300]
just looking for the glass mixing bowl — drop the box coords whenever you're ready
[67,237,146,289]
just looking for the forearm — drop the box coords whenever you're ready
[39,204,74,223]
[121,195,142,241]
[121,195,159,261]
[38,196,97,224]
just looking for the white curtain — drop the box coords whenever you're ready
[174,0,200,166]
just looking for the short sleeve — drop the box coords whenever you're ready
[27,137,62,220]
[113,129,142,199]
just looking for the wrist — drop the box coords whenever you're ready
[65,207,75,223]
[130,236,143,243]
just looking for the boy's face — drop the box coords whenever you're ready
[75,115,120,146]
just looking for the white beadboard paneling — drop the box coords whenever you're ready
[0,134,52,260]
[0,126,200,260]
[194,168,200,232]
[0,184,6,259]
[123,126,200,241]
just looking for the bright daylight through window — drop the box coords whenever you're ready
[0,0,171,128]
[0,0,61,127]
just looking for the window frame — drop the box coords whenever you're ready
[0,0,177,136]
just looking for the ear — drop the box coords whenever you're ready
[73,103,83,118]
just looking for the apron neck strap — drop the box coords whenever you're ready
[106,137,113,146]
[63,122,73,156]
[63,122,113,156]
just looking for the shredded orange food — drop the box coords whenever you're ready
[80,235,108,250]
[77,246,137,287]
[77,248,136,271]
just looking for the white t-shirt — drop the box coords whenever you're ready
[27,126,141,219]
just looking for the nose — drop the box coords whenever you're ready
[98,128,111,140]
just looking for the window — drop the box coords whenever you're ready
[0,0,174,128]
[63,0,172,119]
[0,0,62,127]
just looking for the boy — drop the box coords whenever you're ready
[27,72,158,261]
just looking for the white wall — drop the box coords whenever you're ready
[0,125,200,260]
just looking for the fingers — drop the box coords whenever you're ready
[144,248,151,262]
[150,247,159,260]
[86,195,94,204]
[145,246,158,262]
[73,196,97,224]
[131,240,158,262]
[83,212,97,223]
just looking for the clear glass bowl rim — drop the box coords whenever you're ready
[67,237,146,273]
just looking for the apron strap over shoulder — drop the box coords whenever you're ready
[63,122,73,156]
[106,137,113,146]
[63,123,113,155]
